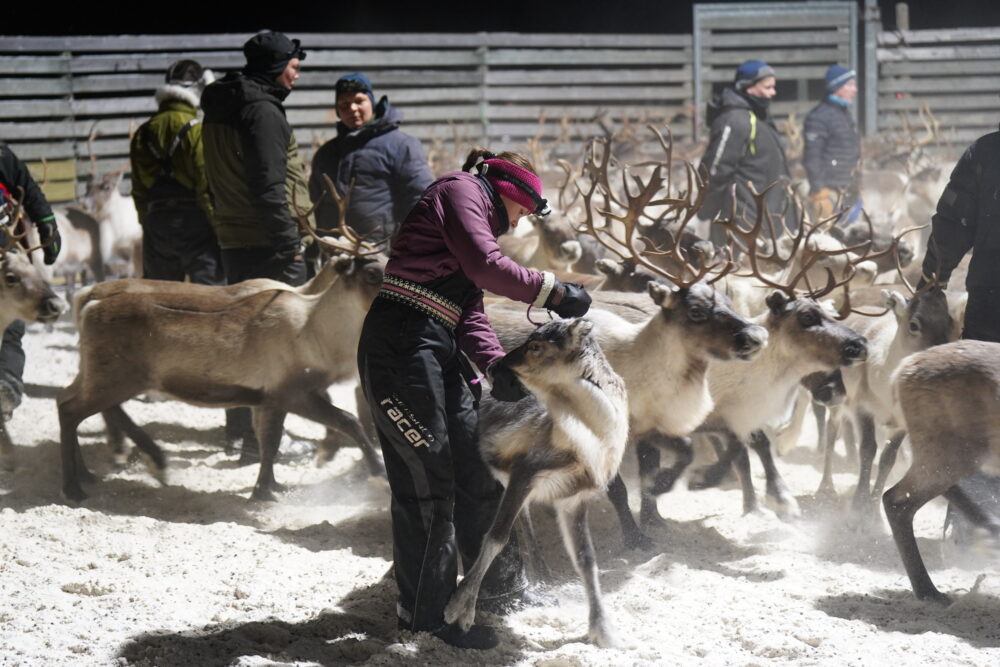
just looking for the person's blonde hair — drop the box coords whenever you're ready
[461,146,537,175]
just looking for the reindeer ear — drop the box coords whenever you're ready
[332,254,355,275]
[766,291,789,314]
[882,289,908,317]
[570,318,594,337]
[595,258,621,277]
[647,281,678,307]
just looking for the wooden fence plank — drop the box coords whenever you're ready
[0,99,72,119]
[880,76,1000,94]
[699,12,850,31]
[0,78,71,96]
[486,85,690,102]
[486,68,690,85]
[27,159,76,181]
[0,120,77,139]
[878,94,1000,111]
[487,49,691,66]
[0,56,70,75]
[6,142,75,161]
[702,30,847,48]
[877,45,1000,61]
[881,60,1000,76]
[878,28,1000,47]
[702,47,848,65]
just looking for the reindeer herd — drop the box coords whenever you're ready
[2,118,998,647]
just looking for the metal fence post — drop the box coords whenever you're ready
[476,41,489,146]
[863,0,881,136]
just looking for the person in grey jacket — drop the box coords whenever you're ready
[698,60,793,246]
[309,73,432,246]
[803,64,861,221]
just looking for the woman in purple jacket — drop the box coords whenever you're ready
[357,148,590,649]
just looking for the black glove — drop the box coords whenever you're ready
[489,362,529,402]
[37,218,61,265]
[273,238,303,261]
[544,279,592,318]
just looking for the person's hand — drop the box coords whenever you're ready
[489,362,528,402]
[37,218,61,265]
[808,188,836,219]
[544,280,591,318]
[274,239,303,262]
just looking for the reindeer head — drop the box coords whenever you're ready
[79,171,124,217]
[649,281,767,362]
[884,286,953,351]
[764,291,867,368]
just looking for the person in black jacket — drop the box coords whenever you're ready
[698,60,793,247]
[201,30,312,461]
[0,144,61,420]
[803,64,861,221]
[916,127,1000,546]
[309,73,432,249]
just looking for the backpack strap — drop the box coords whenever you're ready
[747,110,758,156]
[142,118,199,179]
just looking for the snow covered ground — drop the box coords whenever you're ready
[2,313,1000,666]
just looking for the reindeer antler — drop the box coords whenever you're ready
[290,176,386,258]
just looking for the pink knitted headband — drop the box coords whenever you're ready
[481,158,548,215]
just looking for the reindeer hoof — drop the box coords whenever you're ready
[917,589,952,606]
[62,483,87,503]
[688,464,727,490]
[77,466,98,484]
[814,483,839,504]
[589,623,620,648]
[623,531,656,551]
[250,486,278,502]
[444,590,477,632]
[765,493,801,519]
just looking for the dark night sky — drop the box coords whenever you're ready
[11,0,1000,35]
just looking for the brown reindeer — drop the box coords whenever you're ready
[57,230,386,502]
[884,339,1000,604]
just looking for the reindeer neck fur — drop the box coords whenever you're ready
[708,310,828,439]
[845,313,908,424]
[589,306,714,436]
[525,344,629,491]
[298,271,370,383]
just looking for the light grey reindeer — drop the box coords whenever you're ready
[885,339,1000,604]
[444,318,629,648]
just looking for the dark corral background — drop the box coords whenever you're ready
[10,0,1000,35]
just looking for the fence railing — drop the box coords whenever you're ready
[876,27,1000,147]
[0,23,998,203]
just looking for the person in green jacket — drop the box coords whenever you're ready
[201,31,311,462]
[129,59,224,285]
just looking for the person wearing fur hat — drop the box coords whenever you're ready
[698,59,793,245]
[357,147,590,649]
[309,73,432,251]
[130,59,223,285]
[201,31,313,461]
[803,64,861,221]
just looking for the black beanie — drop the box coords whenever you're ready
[242,31,306,78]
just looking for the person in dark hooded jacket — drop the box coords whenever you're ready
[698,60,793,246]
[201,30,312,461]
[309,73,432,246]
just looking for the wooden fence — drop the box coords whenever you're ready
[876,27,1000,147]
[693,1,858,139]
[0,32,693,202]
[0,22,998,204]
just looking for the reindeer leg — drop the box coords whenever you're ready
[689,430,742,490]
[557,500,618,648]
[647,435,693,497]
[514,507,552,583]
[813,402,828,453]
[103,412,128,465]
[288,390,384,478]
[817,406,843,500]
[445,464,534,632]
[102,406,167,485]
[606,472,653,551]
[732,439,758,514]
[250,407,287,502]
[749,430,800,518]
[0,420,13,472]
[871,430,907,501]
[637,436,669,530]
[884,469,962,604]
[852,411,878,512]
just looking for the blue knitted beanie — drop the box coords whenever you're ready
[825,64,856,92]
[336,72,376,106]
[734,60,775,90]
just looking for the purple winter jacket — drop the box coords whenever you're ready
[385,171,554,372]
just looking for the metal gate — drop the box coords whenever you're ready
[693,1,859,138]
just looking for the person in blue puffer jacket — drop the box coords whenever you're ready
[309,73,432,246]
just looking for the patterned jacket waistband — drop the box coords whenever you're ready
[378,274,462,329]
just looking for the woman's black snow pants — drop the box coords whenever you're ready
[357,297,527,632]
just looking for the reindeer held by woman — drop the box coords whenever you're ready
[444,317,629,647]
